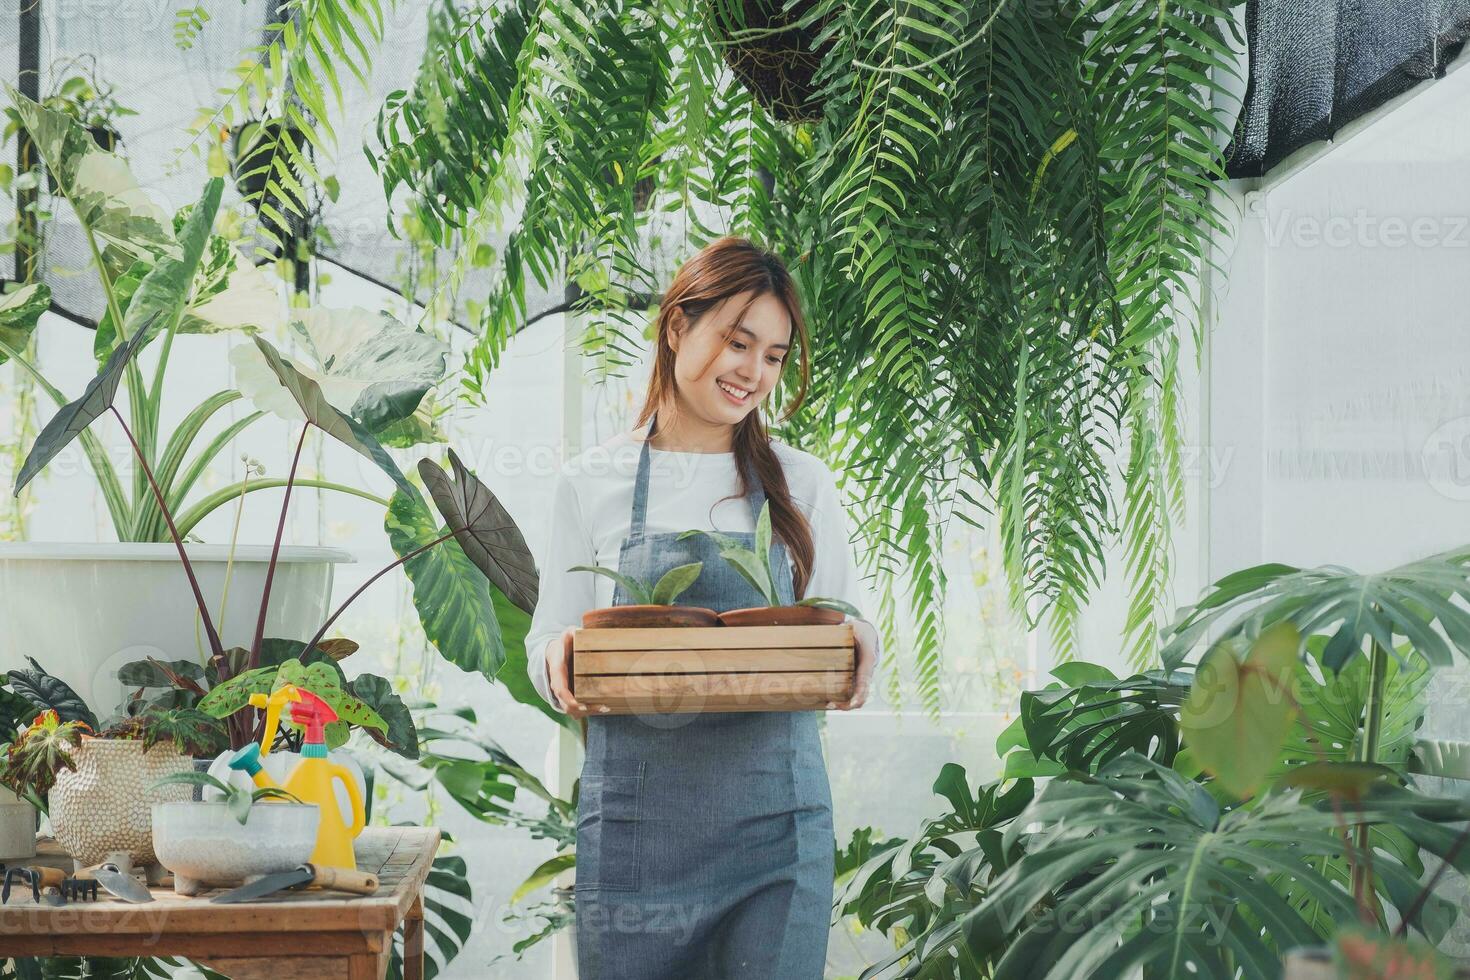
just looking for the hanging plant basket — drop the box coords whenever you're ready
[711,0,833,123]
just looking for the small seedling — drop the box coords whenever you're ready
[569,562,704,606]
[149,770,304,826]
[679,500,861,614]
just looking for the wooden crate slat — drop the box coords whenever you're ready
[577,670,852,702]
[575,624,852,651]
[576,646,854,674]
[586,694,840,714]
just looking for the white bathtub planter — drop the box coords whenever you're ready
[0,784,37,860]
[0,544,353,717]
[150,771,318,896]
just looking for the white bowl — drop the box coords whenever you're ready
[152,800,320,896]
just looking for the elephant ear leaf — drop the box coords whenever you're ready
[6,657,98,731]
[418,450,539,614]
[248,335,417,500]
[0,281,50,366]
[12,313,160,495]
[651,563,703,605]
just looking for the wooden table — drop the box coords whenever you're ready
[0,826,439,980]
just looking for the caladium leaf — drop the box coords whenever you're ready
[240,334,417,500]
[0,281,50,365]
[651,562,703,605]
[12,310,160,495]
[6,657,98,731]
[349,673,419,759]
[418,450,539,614]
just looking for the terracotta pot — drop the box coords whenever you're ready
[581,605,720,628]
[717,605,846,627]
[49,738,193,870]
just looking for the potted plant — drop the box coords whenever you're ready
[707,1,835,123]
[0,86,458,715]
[832,546,1470,978]
[3,57,136,191]
[0,682,39,860]
[8,324,534,779]
[147,770,317,895]
[570,561,717,627]
[0,666,213,874]
[679,500,861,626]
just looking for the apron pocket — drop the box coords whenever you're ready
[576,760,644,892]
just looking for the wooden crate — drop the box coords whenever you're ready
[571,624,856,714]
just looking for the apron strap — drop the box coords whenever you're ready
[631,411,767,538]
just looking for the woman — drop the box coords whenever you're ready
[525,235,881,978]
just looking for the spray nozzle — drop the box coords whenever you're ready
[287,688,338,756]
[248,684,302,757]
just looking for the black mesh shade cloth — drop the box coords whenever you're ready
[1228,0,1470,177]
[0,2,556,332]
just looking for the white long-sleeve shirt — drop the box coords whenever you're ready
[525,427,883,713]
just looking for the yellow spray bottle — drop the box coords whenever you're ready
[227,685,301,791]
[227,687,366,870]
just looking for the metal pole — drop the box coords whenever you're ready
[15,0,41,282]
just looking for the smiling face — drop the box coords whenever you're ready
[669,289,792,427]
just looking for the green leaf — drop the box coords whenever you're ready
[12,310,160,495]
[385,489,505,678]
[510,853,575,903]
[232,306,448,433]
[1181,622,1302,798]
[349,674,419,759]
[796,596,861,615]
[241,334,417,499]
[419,450,539,614]
[569,564,650,605]
[0,282,50,366]
[650,562,703,605]
[112,177,223,349]
[6,656,98,730]
[717,546,776,605]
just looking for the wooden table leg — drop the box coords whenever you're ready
[403,891,426,980]
[348,952,384,980]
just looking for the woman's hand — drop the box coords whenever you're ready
[546,627,591,716]
[830,618,877,710]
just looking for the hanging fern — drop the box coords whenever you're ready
[373,0,1242,711]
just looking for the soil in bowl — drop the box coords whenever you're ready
[582,605,720,628]
[717,605,847,628]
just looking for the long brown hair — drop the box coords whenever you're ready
[635,235,815,598]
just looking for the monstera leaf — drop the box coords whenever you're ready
[231,306,448,435]
[419,450,538,614]
[12,312,159,494]
[5,85,174,282]
[915,756,1470,980]
[0,281,49,365]
[1161,547,1470,673]
[237,334,417,499]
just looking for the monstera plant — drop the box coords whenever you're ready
[833,546,1470,978]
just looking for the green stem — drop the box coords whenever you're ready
[1352,631,1390,921]
[110,406,223,655]
[174,479,389,540]
[0,334,131,533]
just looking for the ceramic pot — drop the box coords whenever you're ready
[49,738,193,869]
[0,784,37,860]
[581,605,720,628]
[0,543,352,718]
[153,800,321,896]
[717,605,846,627]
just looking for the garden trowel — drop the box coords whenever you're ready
[209,863,379,904]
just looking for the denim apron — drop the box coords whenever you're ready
[575,417,835,979]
